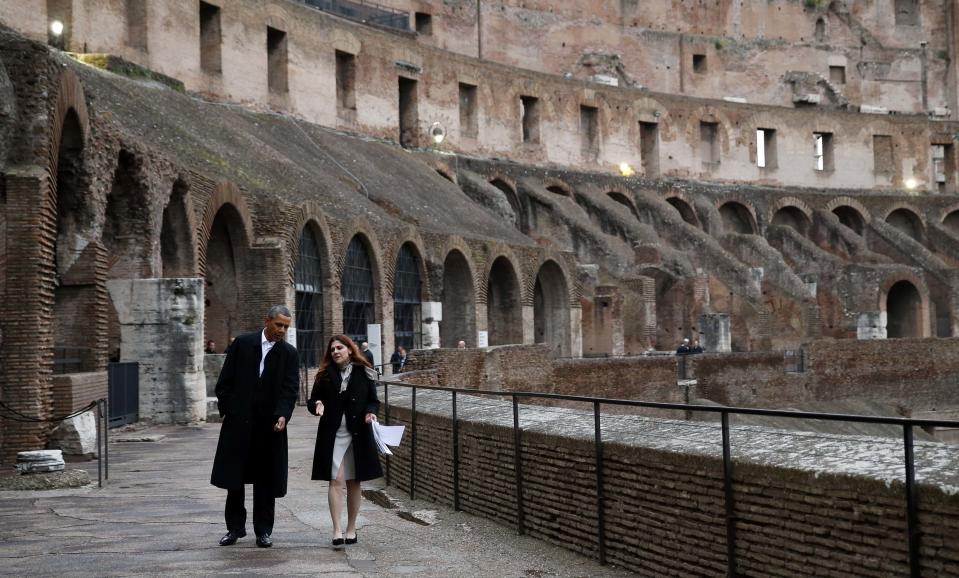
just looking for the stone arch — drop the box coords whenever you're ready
[770,202,812,238]
[718,200,758,235]
[340,228,384,345]
[160,176,198,277]
[103,148,154,279]
[815,17,826,42]
[830,205,867,236]
[533,259,571,356]
[484,253,524,346]
[488,174,525,232]
[664,193,701,228]
[768,197,813,224]
[392,240,427,350]
[544,178,573,198]
[943,208,959,234]
[884,206,925,242]
[880,276,929,338]
[824,196,871,222]
[286,201,335,287]
[203,202,252,349]
[440,247,477,348]
[385,232,431,301]
[607,189,639,220]
[198,181,255,277]
[47,69,90,186]
[294,218,333,368]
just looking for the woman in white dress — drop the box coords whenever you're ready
[307,335,382,546]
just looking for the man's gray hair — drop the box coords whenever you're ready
[267,305,292,319]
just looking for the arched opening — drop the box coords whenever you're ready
[667,197,699,227]
[815,17,826,42]
[440,250,476,347]
[577,194,627,242]
[546,185,570,197]
[489,178,524,232]
[607,191,639,220]
[833,206,865,236]
[487,256,523,345]
[103,150,151,279]
[204,204,248,349]
[295,225,325,369]
[886,208,922,241]
[52,108,98,373]
[886,280,922,338]
[160,179,194,277]
[942,210,959,235]
[533,260,570,356]
[719,201,756,234]
[771,206,811,237]
[342,235,377,345]
[393,242,423,351]
[435,168,454,183]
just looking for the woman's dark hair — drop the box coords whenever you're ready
[317,334,372,378]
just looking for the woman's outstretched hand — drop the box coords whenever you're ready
[364,413,377,424]
[314,401,324,417]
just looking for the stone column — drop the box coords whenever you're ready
[699,313,731,353]
[522,305,535,344]
[107,278,206,423]
[569,307,583,358]
[421,301,441,349]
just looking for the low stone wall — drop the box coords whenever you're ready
[379,389,959,577]
[51,371,107,415]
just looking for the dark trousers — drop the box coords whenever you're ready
[225,483,274,537]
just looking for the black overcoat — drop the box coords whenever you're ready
[210,331,299,497]
[307,363,383,482]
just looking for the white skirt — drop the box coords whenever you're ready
[331,415,355,480]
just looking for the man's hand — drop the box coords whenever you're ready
[365,413,377,424]
[314,401,324,418]
[273,416,286,432]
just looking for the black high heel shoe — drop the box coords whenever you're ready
[345,532,357,545]
[331,537,345,546]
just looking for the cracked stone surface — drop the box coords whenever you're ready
[0,407,632,577]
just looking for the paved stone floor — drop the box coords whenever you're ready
[0,407,634,577]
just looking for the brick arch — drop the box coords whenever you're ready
[197,181,254,277]
[478,245,527,305]
[530,249,578,307]
[878,273,930,338]
[159,173,199,277]
[543,177,573,197]
[882,202,927,226]
[824,196,872,223]
[47,68,90,190]
[768,197,813,223]
[286,200,335,286]
[431,235,479,295]
[338,219,386,295]
[605,187,639,220]
[383,230,432,301]
[427,159,457,185]
[663,190,702,228]
[716,197,759,235]
[436,237,479,347]
[483,246,525,346]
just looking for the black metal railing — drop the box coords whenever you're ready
[377,379,959,577]
[295,0,410,32]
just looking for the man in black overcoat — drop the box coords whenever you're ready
[210,305,299,548]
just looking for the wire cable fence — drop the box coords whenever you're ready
[375,378,959,577]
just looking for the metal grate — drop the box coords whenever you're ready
[342,236,375,344]
[393,243,422,350]
[295,228,324,368]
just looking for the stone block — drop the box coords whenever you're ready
[48,413,98,457]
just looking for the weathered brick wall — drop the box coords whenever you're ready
[379,397,959,577]
[51,371,107,415]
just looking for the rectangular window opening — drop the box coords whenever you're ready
[267,26,288,94]
[125,0,148,51]
[894,0,919,26]
[415,12,432,35]
[932,143,956,194]
[757,128,777,169]
[459,83,478,139]
[639,121,659,177]
[873,135,894,176]
[199,1,222,74]
[814,132,834,172]
[700,121,719,169]
[398,76,418,147]
[693,53,707,74]
[829,65,846,85]
[580,105,599,158]
[335,50,356,112]
[521,95,540,144]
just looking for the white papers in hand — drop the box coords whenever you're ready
[372,421,405,456]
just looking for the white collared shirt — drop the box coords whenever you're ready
[260,330,277,377]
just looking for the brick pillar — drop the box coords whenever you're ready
[1,169,57,461]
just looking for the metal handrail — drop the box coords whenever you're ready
[376,378,959,577]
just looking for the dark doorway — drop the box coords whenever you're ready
[440,250,475,347]
[399,77,418,147]
[342,236,376,344]
[393,243,423,350]
[886,280,921,338]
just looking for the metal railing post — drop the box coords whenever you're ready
[383,383,390,486]
[512,394,525,535]
[95,400,102,488]
[722,411,737,577]
[452,390,460,511]
[594,401,606,565]
[903,424,921,578]
[410,385,417,500]
[102,399,109,480]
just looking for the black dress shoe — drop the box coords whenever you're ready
[219,530,246,546]
[331,537,345,546]
[345,533,357,545]
[256,534,273,548]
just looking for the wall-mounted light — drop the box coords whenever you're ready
[619,162,635,177]
[430,122,446,145]
[905,177,918,190]
[50,20,64,37]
